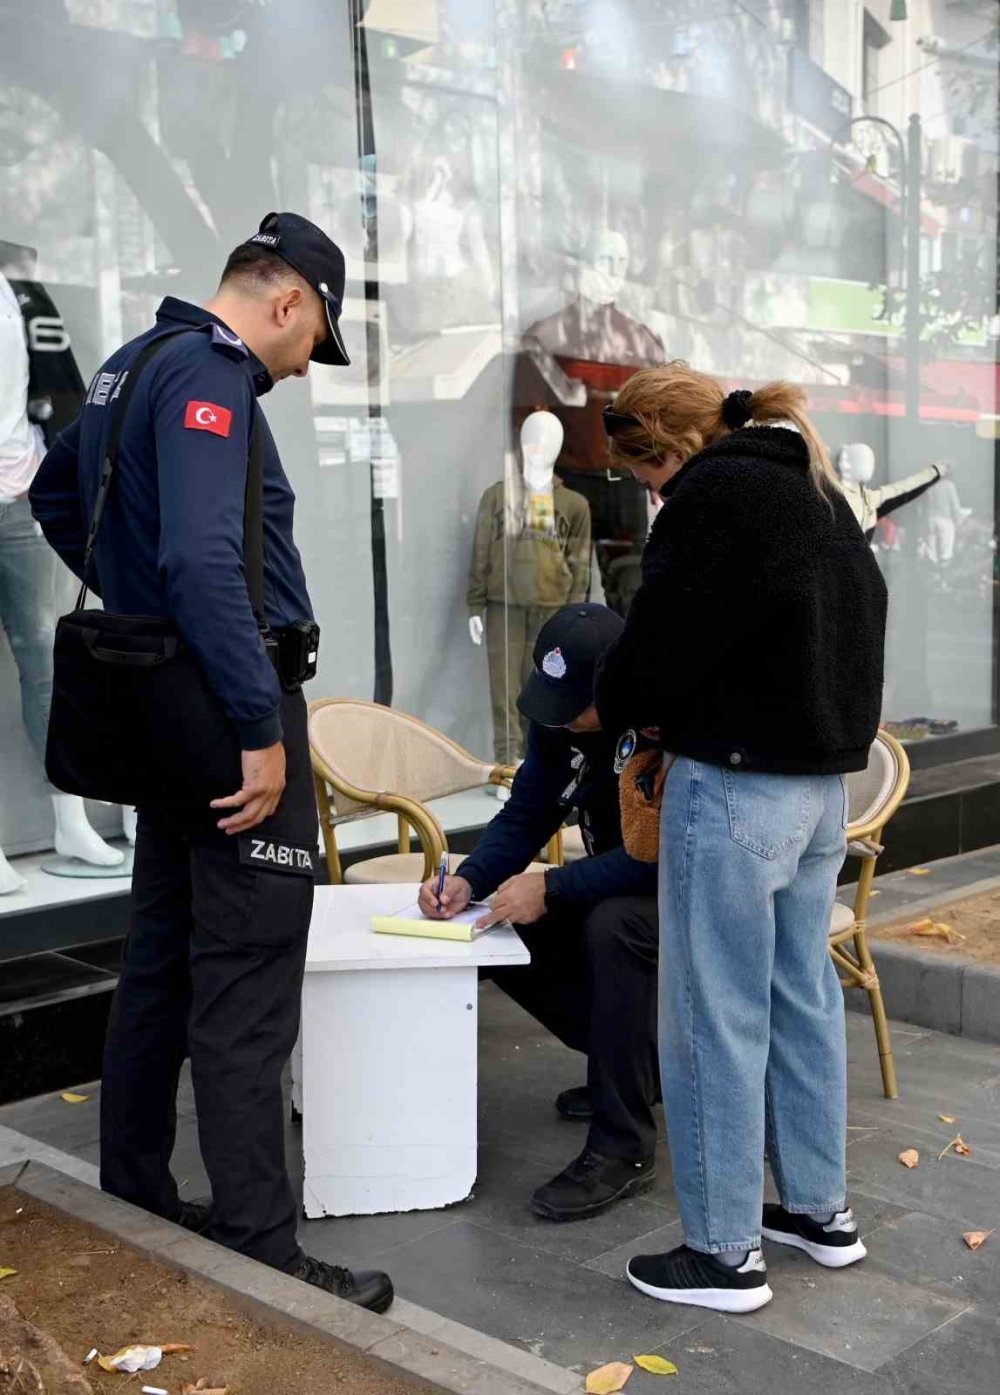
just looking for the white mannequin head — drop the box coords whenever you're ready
[520,410,564,490]
[838,442,876,485]
[579,229,629,305]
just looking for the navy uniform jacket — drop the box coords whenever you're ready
[29,297,313,750]
[457,723,657,905]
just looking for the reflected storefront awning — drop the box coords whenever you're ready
[532,68,786,170]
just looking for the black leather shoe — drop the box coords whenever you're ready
[531,1148,655,1221]
[289,1254,394,1313]
[176,1199,212,1235]
[555,1085,593,1121]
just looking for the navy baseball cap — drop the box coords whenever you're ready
[517,604,624,727]
[244,211,350,366]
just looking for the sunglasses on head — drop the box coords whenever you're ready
[602,405,642,439]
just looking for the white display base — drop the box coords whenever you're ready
[41,848,134,880]
[298,883,529,1219]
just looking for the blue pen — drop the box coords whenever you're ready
[435,851,449,913]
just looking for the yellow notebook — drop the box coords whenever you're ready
[371,900,505,942]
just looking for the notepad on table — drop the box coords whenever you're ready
[371,900,506,942]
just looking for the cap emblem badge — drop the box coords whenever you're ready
[542,647,567,679]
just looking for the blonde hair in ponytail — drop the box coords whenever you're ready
[607,361,837,497]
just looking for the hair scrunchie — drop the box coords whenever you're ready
[721,389,754,429]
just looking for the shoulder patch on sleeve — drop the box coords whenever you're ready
[184,401,233,436]
[210,323,250,360]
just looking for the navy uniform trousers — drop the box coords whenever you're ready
[100,689,317,1271]
[490,894,660,1161]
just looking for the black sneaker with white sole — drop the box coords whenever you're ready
[761,1204,867,1268]
[626,1244,773,1313]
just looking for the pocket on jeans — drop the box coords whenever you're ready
[723,770,811,860]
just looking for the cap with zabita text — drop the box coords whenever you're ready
[243,212,350,366]
[517,604,624,728]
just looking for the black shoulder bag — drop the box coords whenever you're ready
[46,331,269,809]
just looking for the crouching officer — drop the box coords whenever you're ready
[29,213,393,1313]
[419,605,660,1220]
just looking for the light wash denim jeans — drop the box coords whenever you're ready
[658,757,849,1254]
[0,495,57,770]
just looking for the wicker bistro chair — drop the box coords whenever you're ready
[309,698,560,885]
[830,729,911,1101]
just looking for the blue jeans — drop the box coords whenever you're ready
[658,757,848,1254]
[0,495,57,771]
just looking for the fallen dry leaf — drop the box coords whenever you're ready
[903,919,965,945]
[634,1354,678,1376]
[0,1267,16,1281]
[586,1361,633,1393]
[938,1134,972,1160]
[939,1115,957,1124]
[963,1231,993,1251]
[898,1148,919,1169]
[181,1383,227,1395]
[60,1092,89,1104]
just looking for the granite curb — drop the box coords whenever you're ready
[0,1159,580,1395]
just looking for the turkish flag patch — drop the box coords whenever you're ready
[184,400,232,437]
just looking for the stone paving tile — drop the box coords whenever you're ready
[862,1209,1000,1309]
[618,1316,890,1395]
[583,1217,685,1279]
[736,1243,969,1372]
[878,1308,1000,1395]
[0,1083,102,1150]
[461,1143,678,1266]
[354,1217,711,1371]
[846,1130,1000,1235]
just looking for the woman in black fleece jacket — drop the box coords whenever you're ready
[595,363,886,1315]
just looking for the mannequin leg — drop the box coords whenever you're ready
[0,500,123,868]
[53,794,125,867]
[485,602,527,766]
[123,807,138,846]
[0,845,26,896]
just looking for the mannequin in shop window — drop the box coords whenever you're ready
[0,253,123,894]
[513,229,663,616]
[836,441,949,541]
[468,410,591,781]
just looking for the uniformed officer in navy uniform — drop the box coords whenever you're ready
[30,213,393,1313]
[418,606,660,1222]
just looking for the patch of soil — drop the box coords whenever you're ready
[872,887,1000,964]
[0,1186,441,1395]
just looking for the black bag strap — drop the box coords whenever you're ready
[76,329,265,626]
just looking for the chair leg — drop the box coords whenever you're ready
[854,927,898,1100]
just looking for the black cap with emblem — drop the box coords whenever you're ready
[517,604,624,728]
[244,212,350,366]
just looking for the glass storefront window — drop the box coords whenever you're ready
[1,0,997,858]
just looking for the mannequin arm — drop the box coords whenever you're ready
[565,496,592,603]
[466,486,493,614]
[873,464,944,522]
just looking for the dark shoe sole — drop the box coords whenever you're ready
[556,1106,594,1122]
[531,1168,656,1222]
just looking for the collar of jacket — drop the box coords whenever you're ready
[155,296,274,396]
[660,425,809,499]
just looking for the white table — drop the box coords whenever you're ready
[297,883,530,1218]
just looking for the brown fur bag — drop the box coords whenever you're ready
[618,745,673,863]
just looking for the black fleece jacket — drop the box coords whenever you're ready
[595,426,887,776]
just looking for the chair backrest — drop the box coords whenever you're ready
[309,698,497,819]
[845,729,911,835]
